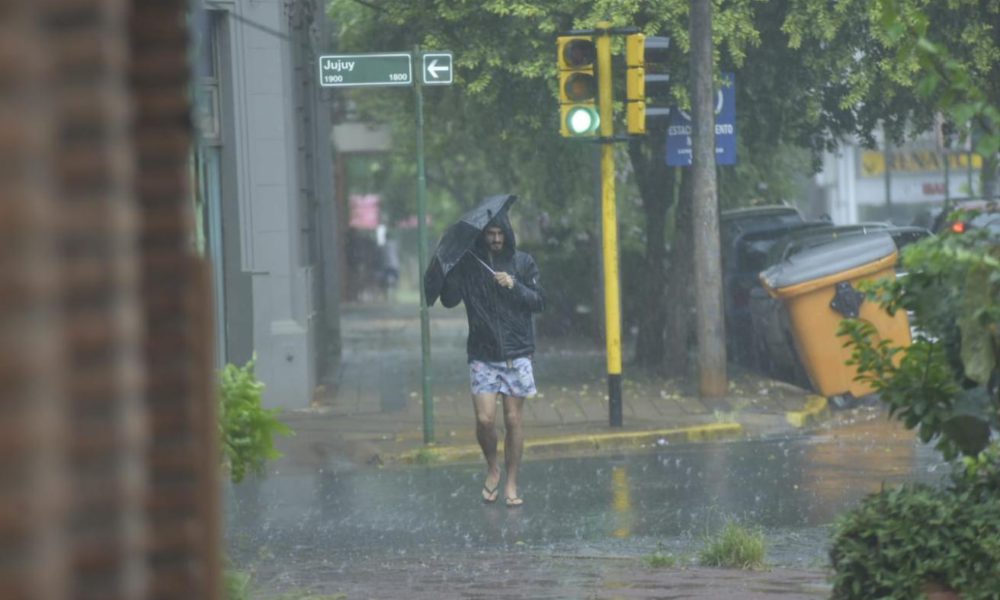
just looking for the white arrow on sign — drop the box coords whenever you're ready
[427,59,450,79]
[422,52,453,85]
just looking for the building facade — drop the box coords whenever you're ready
[195,0,340,408]
[809,131,985,226]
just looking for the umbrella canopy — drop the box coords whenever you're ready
[423,194,517,306]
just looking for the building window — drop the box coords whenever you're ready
[195,11,222,144]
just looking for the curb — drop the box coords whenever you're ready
[395,422,743,465]
[785,395,830,428]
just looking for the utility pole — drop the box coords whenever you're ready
[689,0,728,397]
[414,46,434,444]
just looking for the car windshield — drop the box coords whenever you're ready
[732,221,830,273]
[725,211,803,234]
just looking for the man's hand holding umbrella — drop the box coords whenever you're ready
[467,248,515,289]
[494,271,515,289]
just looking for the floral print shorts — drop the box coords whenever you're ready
[469,357,536,398]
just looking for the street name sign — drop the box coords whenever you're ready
[318,53,412,87]
[422,52,453,85]
[666,72,736,166]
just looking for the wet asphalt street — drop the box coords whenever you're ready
[227,415,945,599]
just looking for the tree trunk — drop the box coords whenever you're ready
[690,0,728,396]
[629,132,675,369]
[665,171,695,378]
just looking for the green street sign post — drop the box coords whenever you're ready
[318,53,412,87]
[318,50,452,445]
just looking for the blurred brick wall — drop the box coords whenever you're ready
[128,2,221,598]
[46,0,148,597]
[0,1,220,598]
[0,4,69,599]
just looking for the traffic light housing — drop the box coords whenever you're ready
[625,34,671,135]
[558,35,600,137]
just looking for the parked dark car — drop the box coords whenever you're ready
[720,205,809,367]
[927,199,999,234]
[720,206,806,261]
[747,224,931,393]
[942,208,1000,237]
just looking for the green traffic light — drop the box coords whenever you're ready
[566,106,599,135]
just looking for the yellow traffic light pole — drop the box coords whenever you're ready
[595,25,623,426]
[558,23,642,426]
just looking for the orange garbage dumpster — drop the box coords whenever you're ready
[759,233,911,399]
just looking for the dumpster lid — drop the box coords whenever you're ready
[760,233,897,290]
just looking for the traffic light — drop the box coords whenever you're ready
[557,35,600,137]
[625,34,671,135]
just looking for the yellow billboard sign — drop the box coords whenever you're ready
[860,149,982,178]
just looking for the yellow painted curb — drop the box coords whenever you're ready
[396,422,743,465]
[785,394,830,428]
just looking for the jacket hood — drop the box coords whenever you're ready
[474,208,516,259]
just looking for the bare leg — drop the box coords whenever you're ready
[473,392,501,501]
[502,395,525,503]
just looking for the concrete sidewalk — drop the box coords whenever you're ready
[275,301,829,471]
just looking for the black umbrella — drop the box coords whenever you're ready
[423,194,517,306]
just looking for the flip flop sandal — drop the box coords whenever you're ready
[481,482,500,504]
[504,496,524,508]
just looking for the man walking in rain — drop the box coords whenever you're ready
[440,207,544,507]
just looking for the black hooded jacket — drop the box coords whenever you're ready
[440,211,544,362]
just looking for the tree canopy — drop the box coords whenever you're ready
[327,0,999,361]
[784,0,998,195]
[327,0,787,232]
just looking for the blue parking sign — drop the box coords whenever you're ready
[665,73,736,166]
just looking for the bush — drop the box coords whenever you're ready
[218,356,292,483]
[832,225,1000,598]
[953,440,1000,500]
[829,477,1000,599]
[698,520,766,569]
[839,223,999,460]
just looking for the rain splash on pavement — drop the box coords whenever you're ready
[227,414,945,598]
